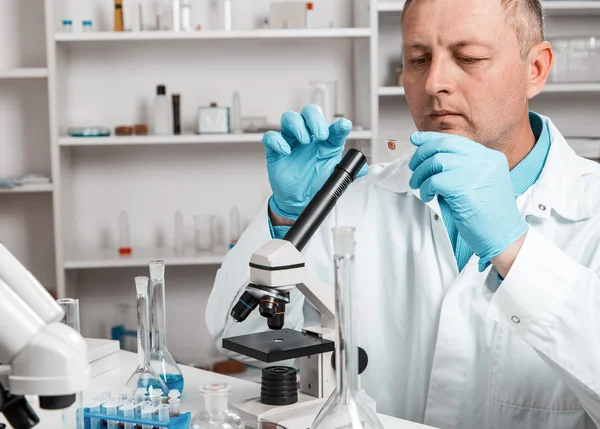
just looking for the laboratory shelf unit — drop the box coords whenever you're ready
[378,86,406,96]
[58,131,373,147]
[63,248,226,269]
[377,1,600,14]
[0,68,48,79]
[54,28,372,43]
[542,83,600,93]
[0,184,53,194]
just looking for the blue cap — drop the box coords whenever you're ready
[83,20,92,26]
[62,19,73,25]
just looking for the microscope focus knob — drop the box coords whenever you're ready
[331,347,369,375]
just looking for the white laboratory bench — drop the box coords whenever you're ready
[1,350,435,429]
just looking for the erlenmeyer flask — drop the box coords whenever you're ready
[310,227,384,429]
[149,260,185,392]
[126,276,169,393]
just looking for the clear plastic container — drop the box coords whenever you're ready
[126,276,169,394]
[190,383,243,429]
[310,227,384,429]
[149,261,185,392]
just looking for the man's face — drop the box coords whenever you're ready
[402,0,529,149]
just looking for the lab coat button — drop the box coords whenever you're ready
[434,214,440,221]
[511,316,520,324]
[538,204,547,211]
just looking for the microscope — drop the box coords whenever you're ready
[0,244,90,429]
[222,149,372,428]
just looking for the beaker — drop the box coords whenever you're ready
[149,260,185,392]
[190,383,243,429]
[126,276,169,394]
[310,227,384,429]
[309,80,338,124]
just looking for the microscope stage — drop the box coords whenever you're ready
[222,329,334,363]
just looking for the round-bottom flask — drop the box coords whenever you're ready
[190,383,243,429]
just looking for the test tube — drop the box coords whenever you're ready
[119,210,132,255]
[102,402,119,429]
[135,388,146,403]
[119,403,135,429]
[168,398,180,417]
[120,386,133,403]
[150,390,162,407]
[158,404,170,423]
[99,386,112,402]
[141,406,155,429]
[88,396,101,429]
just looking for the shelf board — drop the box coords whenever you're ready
[58,131,373,147]
[378,1,600,14]
[378,86,406,96]
[64,248,227,269]
[378,1,405,12]
[542,83,600,93]
[0,68,48,79]
[55,28,371,43]
[0,183,53,194]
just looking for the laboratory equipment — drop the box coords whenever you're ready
[172,0,181,31]
[102,402,119,429]
[223,0,233,30]
[549,36,600,83]
[159,404,170,423]
[242,424,288,429]
[120,386,134,403]
[115,0,124,31]
[309,80,338,124]
[168,390,181,417]
[181,0,192,30]
[174,211,185,254]
[116,126,134,136]
[120,403,136,429]
[270,2,310,29]
[172,94,181,135]
[62,19,73,32]
[189,383,243,429]
[83,406,191,429]
[222,150,374,429]
[310,227,384,429]
[141,406,154,429]
[83,20,93,32]
[149,261,185,392]
[125,276,169,394]
[211,216,227,252]
[154,85,171,135]
[133,0,144,31]
[306,3,313,28]
[231,91,242,134]
[229,206,241,248]
[119,210,132,256]
[67,126,111,137]
[87,397,101,429]
[151,389,163,407]
[194,215,213,251]
[197,103,230,134]
[57,298,80,332]
[0,243,90,429]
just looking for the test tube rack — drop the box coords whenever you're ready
[83,408,191,429]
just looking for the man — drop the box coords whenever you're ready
[206,0,600,427]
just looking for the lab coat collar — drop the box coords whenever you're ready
[377,115,594,222]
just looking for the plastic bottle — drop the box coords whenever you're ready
[153,85,171,135]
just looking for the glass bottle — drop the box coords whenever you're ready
[310,227,384,429]
[190,383,243,429]
[149,260,185,392]
[126,276,169,394]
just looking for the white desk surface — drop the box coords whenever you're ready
[1,350,434,429]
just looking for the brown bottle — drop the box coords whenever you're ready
[114,0,124,31]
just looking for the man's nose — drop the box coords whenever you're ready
[425,56,455,96]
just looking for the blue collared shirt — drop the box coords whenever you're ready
[440,111,551,272]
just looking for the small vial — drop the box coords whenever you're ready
[88,396,101,429]
[82,20,93,32]
[134,388,146,405]
[102,402,119,429]
[99,386,112,402]
[158,404,170,423]
[141,406,155,429]
[150,390,162,407]
[306,2,313,28]
[168,398,180,417]
[118,210,132,255]
[119,403,135,429]
[120,386,133,403]
[168,389,180,400]
[62,19,73,32]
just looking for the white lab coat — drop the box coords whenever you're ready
[205,115,600,429]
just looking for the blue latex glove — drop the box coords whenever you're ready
[263,104,368,220]
[408,131,529,271]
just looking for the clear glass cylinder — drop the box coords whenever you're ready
[149,261,185,392]
[57,298,80,333]
[190,383,243,429]
[231,90,242,134]
[126,276,169,394]
[194,215,214,252]
[310,227,384,429]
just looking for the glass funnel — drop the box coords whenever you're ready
[310,227,384,429]
[126,276,169,393]
[149,260,184,392]
[190,383,243,429]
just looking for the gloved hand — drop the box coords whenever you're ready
[408,132,529,271]
[263,104,368,220]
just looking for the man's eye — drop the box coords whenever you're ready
[409,58,427,65]
[458,57,480,64]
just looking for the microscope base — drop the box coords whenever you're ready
[230,391,377,429]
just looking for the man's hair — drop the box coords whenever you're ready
[401,0,545,58]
